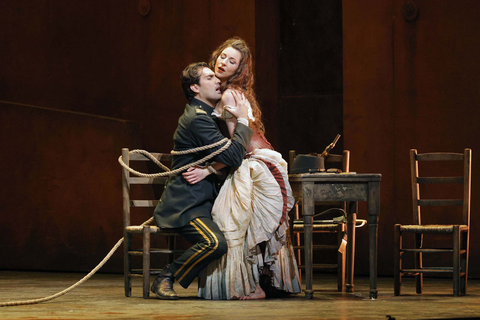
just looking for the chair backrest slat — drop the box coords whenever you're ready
[129,153,172,161]
[131,200,160,207]
[418,199,464,206]
[130,177,169,185]
[417,177,464,184]
[416,153,464,161]
[325,154,343,162]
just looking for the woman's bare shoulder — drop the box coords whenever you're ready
[221,88,243,105]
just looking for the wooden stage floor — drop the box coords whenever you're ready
[0,271,479,319]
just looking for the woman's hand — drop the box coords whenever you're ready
[182,166,210,184]
[224,90,249,119]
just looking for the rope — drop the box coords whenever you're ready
[1,137,232,307]
[118,138,231,177]
[170,137,229,155]
[0,217,154,307]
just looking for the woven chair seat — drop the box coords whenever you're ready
[293,222,340,232]
[125,225,179,234]
[399,224,468,234]
[293,218,367,233]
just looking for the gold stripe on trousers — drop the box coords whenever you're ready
[174,218,219,282]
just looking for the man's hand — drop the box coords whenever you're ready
[224,90,249,119]
[182,166,210,184]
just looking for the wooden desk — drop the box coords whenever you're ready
[288,173,381,299]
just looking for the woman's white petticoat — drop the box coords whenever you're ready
[198,149,301,299]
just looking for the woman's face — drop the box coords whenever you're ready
[214,46,242,82]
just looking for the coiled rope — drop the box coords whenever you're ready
[118,138,231,177]
[1,138,231,307]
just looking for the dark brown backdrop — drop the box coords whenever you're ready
[0,0,258,272]
[1,0,479,280]
[0,0,344,274]
[343,0,480,277]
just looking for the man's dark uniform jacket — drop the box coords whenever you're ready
[153,98,253,229]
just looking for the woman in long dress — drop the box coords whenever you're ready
[182,37,301,300]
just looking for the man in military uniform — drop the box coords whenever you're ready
[151,62,253,299]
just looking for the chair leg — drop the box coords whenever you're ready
[294,202,302,278]
[394,224,402,296]
[414,233,423,294]
[143,226,151,299]
[461,230,469,295]
[124,232,132,297]
[453,226,460,296]
[296,233,302,279]
[346,207,357,293]
[337,224,346,292]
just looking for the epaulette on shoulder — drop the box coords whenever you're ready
[195,107,207,115]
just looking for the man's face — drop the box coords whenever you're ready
[191,67,222,106]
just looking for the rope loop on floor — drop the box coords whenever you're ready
[0,217,154,307]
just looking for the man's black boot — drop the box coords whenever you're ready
[151,264,179,300]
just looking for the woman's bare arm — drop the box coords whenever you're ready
[182,162,227,184]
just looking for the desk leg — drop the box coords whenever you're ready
[368,181,380,299]
[346,202,357,293]
[303,182,314,299]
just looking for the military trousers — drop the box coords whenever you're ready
[169,217,228,288]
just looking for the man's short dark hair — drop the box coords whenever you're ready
[181,62,209,102]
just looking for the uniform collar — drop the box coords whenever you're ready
[191,98,215,115]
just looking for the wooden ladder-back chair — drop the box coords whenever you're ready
[289,150,365,292]
[394,148,472,296]
[122,148,185,298]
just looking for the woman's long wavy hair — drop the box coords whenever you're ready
[209,37,265,135]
